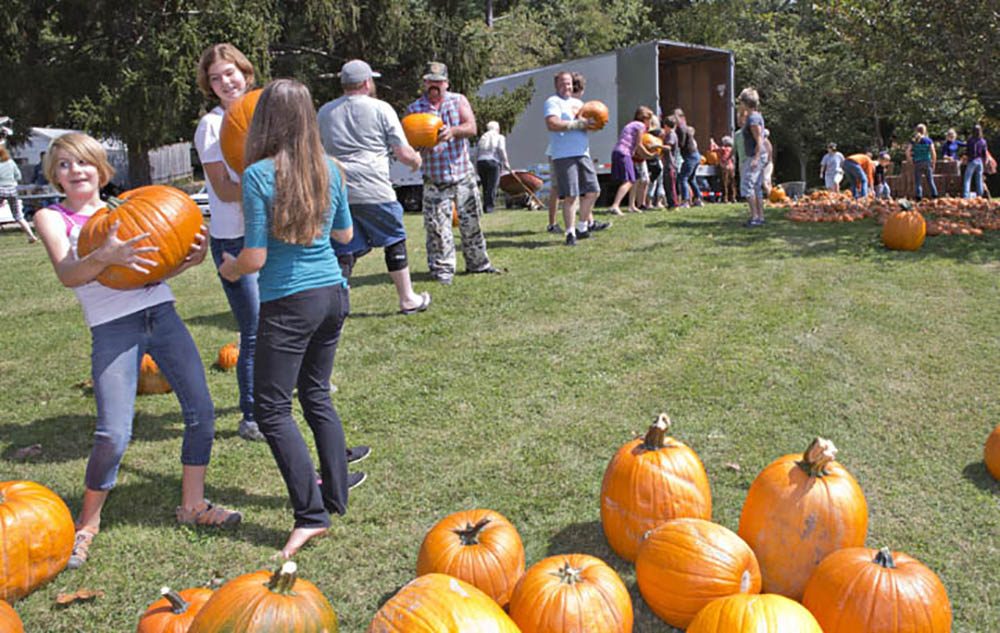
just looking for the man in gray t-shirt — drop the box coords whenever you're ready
[317,59,430,315]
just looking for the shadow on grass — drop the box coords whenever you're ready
[487,238,558,251]
[185,311,238,330]
[961,461,999,494]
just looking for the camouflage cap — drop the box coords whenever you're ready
[423,61,448,81]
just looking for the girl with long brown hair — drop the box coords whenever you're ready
[218,78,361,559]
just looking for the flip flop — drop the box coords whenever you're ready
[400,292,431,316]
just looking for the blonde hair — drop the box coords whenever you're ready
[244,79,332,246]
[197,43,256,99]
[738,87,760,109]
[44,133,115,192]
[633,106,654,123]
[0,147,9,162]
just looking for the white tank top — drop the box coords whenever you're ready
[51,203,174,328]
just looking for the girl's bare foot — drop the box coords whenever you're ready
[278,526,328,559]
[609,207,624,216]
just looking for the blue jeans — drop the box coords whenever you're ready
[210,236,259,422]
[87,301,215,490]
[678,152,702,202]
[843,160,869,198]
[963,158,984,198]
[914,161,938,199]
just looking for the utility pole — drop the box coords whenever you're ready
[486,0,493,27]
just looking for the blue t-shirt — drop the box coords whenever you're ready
[242,157,352,303]
[544,94,590,160]
[742,112,765,157]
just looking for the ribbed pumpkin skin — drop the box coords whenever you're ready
[882,209,926,250]
[738,441,868,601]
[401,113,444,149]
[187,566,337,633]
[577,101,609,130]
[76,185,203,290]
[0,599,25,633]
[137,588,214,633]
[802,547,952,633]
[368,573,520,633]
[216,343,239,371]
[600,419,712,562]
[635,518,761,628]
[687,593,823,633]
[640,133,663,155]
[0,481,74,602]
[416,509,525,607]
[138,354,172,395]
[219,89,262,175]
[984,423,1000,480]
[508,554,633,633]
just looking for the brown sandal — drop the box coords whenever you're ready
[68,529,97,569]
[176,500,242,528]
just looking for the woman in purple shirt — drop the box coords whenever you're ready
[609,106,656,215]
[963,124,988,199]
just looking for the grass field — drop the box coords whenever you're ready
[2,203,998,631]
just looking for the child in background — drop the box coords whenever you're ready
[218,79,363,559]
[940,128,965,161]
[0,146,39,242]
[761,129,774,197]
[712,137,737,202]
[34,132,238,570]
[874,152,892,199]
[906,124,938,200]
[819,143,845,192]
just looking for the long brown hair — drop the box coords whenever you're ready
[244,79,331,245]
[196,43,256,99]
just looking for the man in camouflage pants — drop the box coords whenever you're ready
[406,61,503,285]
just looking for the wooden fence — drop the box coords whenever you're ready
[149,142,193,184]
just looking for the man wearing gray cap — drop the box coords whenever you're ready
[405,61,502,285]
[317,59,431,315]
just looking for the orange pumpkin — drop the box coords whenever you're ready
[188,562,337,632]
[600,413,712,561]
[416,509,525,607]
[738,437,868,600]
[137,586,214,633]
[368,573,519,633]
[802,547,952,632]
[0,600,23,633]
[687,593,823,633]
[768,185,788,204]
[219,88,262,175]
[508,554,633,633]
[401,112,445,149]
[216,342,239,371]
[577,101,609,130]
[636,518,761,629]
[76,186,203,290]
[640,132,663,156]
[0,481,75,602]
[138,354,172,395]
[985,423,1000,480]
[882,200,926,250]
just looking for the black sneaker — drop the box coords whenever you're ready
[546,224,562,234]
[576,229,591,239]
[588,220,611,232]
[565,232,577,246]
[348,471,367,491]
[346,445,371,464]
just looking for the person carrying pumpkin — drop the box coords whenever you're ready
[608,106,656,215]
[843,151,875,199]
[33,132,242,570]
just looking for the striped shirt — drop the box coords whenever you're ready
[406,92,473,184]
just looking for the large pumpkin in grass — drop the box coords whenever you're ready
[600,413,712,561]
[219,88,262,175]
[138,354,172,395]
[738,437,868,601]
[636,518,761,629]
[416,509,525,607]
[188,562,337,632]
[137,586,214,633]
[368,573,519,633]
[802,547,952,632]
[577,101,609,130]
[984,423,1000,480]
[508,554,633,633]
[0,600,24,633]
[401,113,445,149]
[76,185,203,290]
[882,200,926,250]
[0,481,74,602]
[687,593,823,633]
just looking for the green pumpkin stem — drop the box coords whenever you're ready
[797,437,838,476]
[874,547,897,569]
[454,517,492,546]
[106,196,125,210]
[161,586,189,614]
[643,413,675,450]
[268,561,298,594]
[550,561,584,585]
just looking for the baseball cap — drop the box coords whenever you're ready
[339,59,380,84]
[423,61,448,81]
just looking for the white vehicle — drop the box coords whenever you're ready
[190,186,210,216]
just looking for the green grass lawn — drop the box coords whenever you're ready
[2,203,998,631]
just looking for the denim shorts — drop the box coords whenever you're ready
[332,201,408,255]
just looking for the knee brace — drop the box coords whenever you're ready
[384,240,409,272]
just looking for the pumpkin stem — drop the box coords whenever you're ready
[454,517,491,546]
[550,561,584,585]
[797,437,838,476]
[874,547,897,569]
[267,560,298,594]
[161,586,189,614]
[106,196,125,210]
[642,413,675,450]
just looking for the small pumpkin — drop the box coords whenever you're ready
[768,185,788,204]
[802,547,952,632]
[738,437,868,600]
[188,561,338,633]
[401,113,445,149]
[882,199,926,250]
[416,509,525,607]
[219,88,263,175]
[0,481,75,602]
[600,413,712,561]
[368,573,519,633]
[984,423,1000,480]
[686,593,823,633]
[216,342,239,371]
[138,354,172,395]
[636,518,761,629]
[0,599,24,633]
[137,586,214,633]
[577,101,609,130]
[508,554,633,633]
[76,186,204,290]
